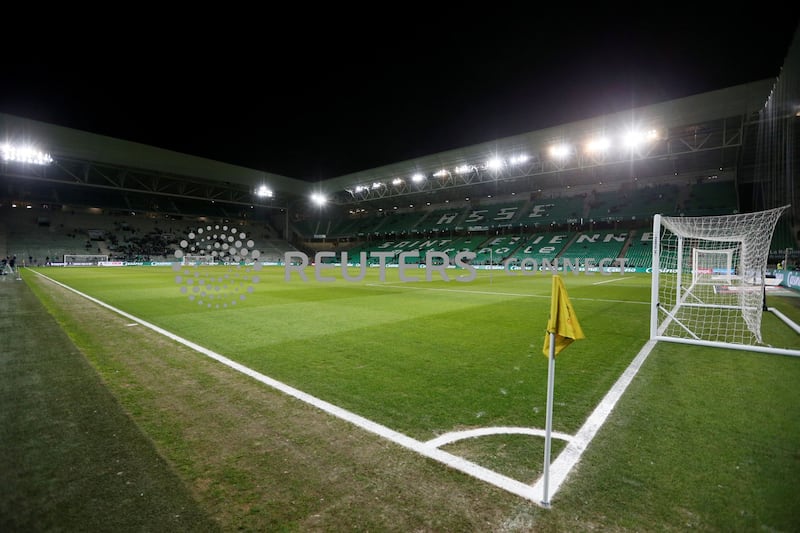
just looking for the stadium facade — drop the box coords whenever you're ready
[1,61,798,269]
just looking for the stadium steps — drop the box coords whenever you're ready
[617,231,635,261]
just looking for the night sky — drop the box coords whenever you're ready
[1,11,798,181]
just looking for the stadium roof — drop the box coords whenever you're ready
[0,78,776,212]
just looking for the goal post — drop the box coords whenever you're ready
[182,254,216,266]
[650,205,800,356]
[63,254,109,266]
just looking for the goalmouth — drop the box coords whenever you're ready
[63,254,109,266]
[650,205,800,357]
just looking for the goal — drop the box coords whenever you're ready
[692,247,736,286]
[63,254,109,266]
[182,254,217,266]
[650,205,799,356]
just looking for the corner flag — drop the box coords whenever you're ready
[542,275,585,357]
[540,275,584,507]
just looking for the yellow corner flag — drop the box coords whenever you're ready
[542,275,585,357]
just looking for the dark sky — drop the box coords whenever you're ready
[1,11,798,181]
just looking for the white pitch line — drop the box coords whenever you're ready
[426,426,573,448]
[592,276,628,285]
[125,323,138,327]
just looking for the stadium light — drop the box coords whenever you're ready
[486,157,504,170]
[585,137,611,153]
[1,143,54,165]
[412,173,426,182]
[621,129,658,149]
[392,177,403,185]
[310,193,327,205]
[454,164,472,175]
[549,144,572,159]
[509,154,530,165]
[255,185,273,198]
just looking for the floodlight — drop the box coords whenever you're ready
[486,157,504,170]
[412,173,426,182]
[310,193,326,205]
[372,182,383,189]
[622,129,659,149]
[392,177,403,185]
[585,137,611,153]
[454,164,472,174]
[509,154,530,165]
[549,144,571,158]
[1,143,54,165]
[255,185,273,198]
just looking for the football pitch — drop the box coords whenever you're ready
[11,264,800,530]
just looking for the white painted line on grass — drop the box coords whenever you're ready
[592,276,628,285]
[427,426,573,448]
[125,323,138,327]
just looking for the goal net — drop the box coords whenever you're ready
[650,205,797,355]
[63,254,109,266]
[182,254,217,266]
[692,247,736,286]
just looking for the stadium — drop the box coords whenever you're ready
[2,27,799,532]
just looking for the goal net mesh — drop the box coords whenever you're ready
[654,206,788,347]
[182,254,217,266]
[63,254,109,266]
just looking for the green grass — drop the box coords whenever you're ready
[0,276,218,532]
[30,266,652,443]
[7,265,800,531]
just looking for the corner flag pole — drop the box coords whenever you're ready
[542,330,556,507]
[540,274,584,507]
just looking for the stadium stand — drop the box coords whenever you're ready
[508,231,575,265]
[415,206,470,233]
[559,230,629,267]
[370,210,429,236]
[587,183,680,222]
[460,200,527,230]
[680,178,739,216]
[472,234,527,265]
[620,229,655,268]
[518,195,586,227]
[4,72,800,278]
